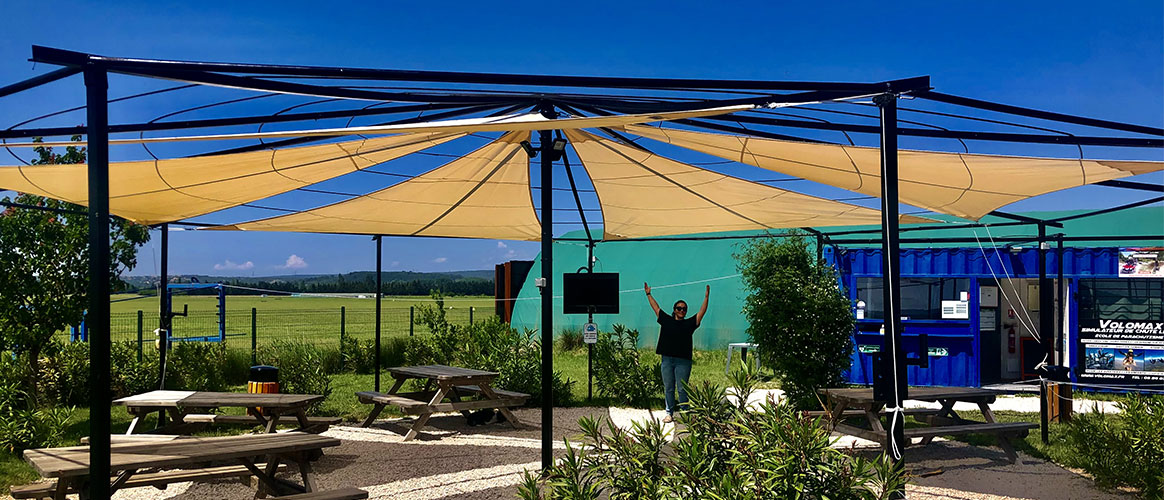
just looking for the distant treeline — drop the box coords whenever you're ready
[160,276,493,296]
[223,276,493,296]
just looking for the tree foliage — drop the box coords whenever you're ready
[735,233,855,410]
[0,138,150,402]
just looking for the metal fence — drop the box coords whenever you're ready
[85,306,489,351]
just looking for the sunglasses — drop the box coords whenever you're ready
[674,306,687,311]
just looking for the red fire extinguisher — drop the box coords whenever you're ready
[1007,325,1017,354]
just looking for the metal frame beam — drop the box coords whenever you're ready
[30,46,931,93]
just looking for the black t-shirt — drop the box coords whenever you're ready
[656,310,698,360]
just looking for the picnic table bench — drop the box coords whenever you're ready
[19,431,340,499]
[357,365,528,441]
[113,390,330,434]
[819,387,1037,463]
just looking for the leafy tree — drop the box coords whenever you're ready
[735,232,855,409]
[0,138,150,403]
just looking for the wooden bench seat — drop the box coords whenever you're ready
[356,391,430,413]
[453,385,531,401]
[803,408,940,419]
[277,487,369,500]
[80,434,187,445]
[903,421,1037,439]
[11,464,288,499]
[183,414,341,426]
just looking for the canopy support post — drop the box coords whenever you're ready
[1038,222,1054,444]
[84,61,112,500]
[375,235,383,393]
[538,125,555,471]
[156,223,169,429]
[874,92,907,494]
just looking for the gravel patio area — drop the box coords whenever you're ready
[5,399,1130,499]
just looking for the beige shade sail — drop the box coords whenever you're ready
[11,105,754,148]
[625,124,1164,221]
[566,130,932,240]
[217,131,543,240]
[0,132,461,225]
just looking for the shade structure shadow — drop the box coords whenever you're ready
[111,407,624,500]
[855,440,1132,500]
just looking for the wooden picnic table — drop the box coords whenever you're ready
[21,431,339,499]
[113,390,325,434]
[357,365,528,441]
[818,387,1036,463]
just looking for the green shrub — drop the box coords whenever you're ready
[110,341,158,398]
[409,294,574,406]
[557,326,585,352]
[0,362,73,453]
[257,340,333,414]
[520,369,906,499]
[165,341,231,392]
[1066,395,1164,497]
[591,324,661,408]
[736,233,854,410]
[339,336,408,374]
[38,341,90,406]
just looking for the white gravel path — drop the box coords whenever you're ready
[4,397,1130,500]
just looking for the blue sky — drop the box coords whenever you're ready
[0,1,1161,276]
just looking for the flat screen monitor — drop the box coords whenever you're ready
[563,272,619,314]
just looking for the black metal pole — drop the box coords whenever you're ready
[1038,223,1053,444]
[875,93,907,485]
[84,61,112,500]
[158,224,169,387]
[156,223,169,430]
[136,310,143,362]
[1056,234,1072,422]
[409,306,414,336]
[251,307,257,366]
[587,242,594,402]
[375,236,383,392]
[539,127,555,471]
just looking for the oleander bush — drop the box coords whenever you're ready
[409,293,575,406]
[591,324,661,408]
[257,340,333,414]
[1065,394,1164,498]
[0,352,73,453]
[518,368,907,500]
[165,341,232,392]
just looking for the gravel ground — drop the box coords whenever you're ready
[6,399,1129,500]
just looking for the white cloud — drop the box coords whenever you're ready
[433,257,448,263]
[213,259,254,271]
[497,241,508,249]
[280,254,308,269]
[505,250,518,259]
[391,261,400,268]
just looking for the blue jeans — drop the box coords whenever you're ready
[660,355,693,415]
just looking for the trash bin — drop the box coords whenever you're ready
[248,365,278,416]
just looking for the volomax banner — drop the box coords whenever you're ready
[1079,319,1164,388]
[1119,248,1164,278]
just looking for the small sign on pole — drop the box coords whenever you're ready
[583,322,598,344]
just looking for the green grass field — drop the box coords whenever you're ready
[99,294,496,348]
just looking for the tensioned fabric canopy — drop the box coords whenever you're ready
[7,105,754,148]
[624,124,1164,221]
[565,130,932,239]
[0,105,752,226]
[220,130,928,240]
[0,132,462,224]
[217,131,543,240]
